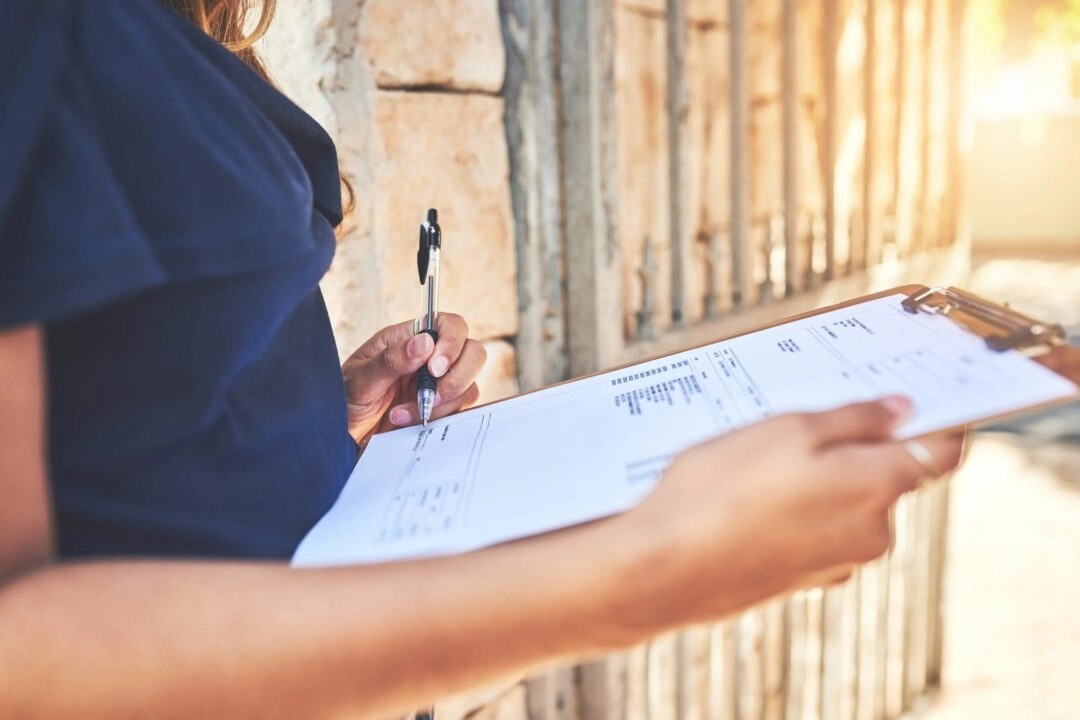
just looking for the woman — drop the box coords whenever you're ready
[0,1,962,718]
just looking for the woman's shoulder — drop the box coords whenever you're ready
[0,0,333,330]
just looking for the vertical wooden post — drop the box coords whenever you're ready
[783,594,807,720]
[500,0,568,389]
[667,0,688,325]
[737,611,765,719]
[943,0,968,252]
[782,0,800,298]
[729,0,751,308]
[916,0,935,253]
[822,0,839,280]
[709,623,739,720]
[925,479,952,687]
[863,0,881,268]
[762,600,788,720]
[819,587,844,720]
[527,666,581,720]
[892,0,910,258]
[559,0,620,377]
[873,559,891,720]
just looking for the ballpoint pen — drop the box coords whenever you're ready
[416,208,441,427]
[414,211,440,720]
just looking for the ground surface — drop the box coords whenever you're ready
[923,256,1080,720]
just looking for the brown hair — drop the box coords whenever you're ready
[162,0,355,227]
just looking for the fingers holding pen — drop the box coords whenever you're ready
[389,383,482,427]
[387,337,487,427]
[428,313,470,379]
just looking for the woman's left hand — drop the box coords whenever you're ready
[342,313,486,447]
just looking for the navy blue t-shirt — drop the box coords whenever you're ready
[0,1,358,558]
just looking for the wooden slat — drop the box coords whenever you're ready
[807,594,822,720]
[781,0,800,297]
[925,478,952,687]
[943,0,968,251]
[579,655,629,720]
[527,667,580,720]
[558,0,621,376]
[728,0,751,308]
[709,623,739,720]
[900,492,922,712]
[676,628,710,720]
[667,0,689,325]
[841,574,861,720]
[737,610,765,719]
[783,594,807,720]
[628,645,651,720]
[872,556,891,720]
[884,499,910,717]
[762,600,788,720]
[891,0,909,258]
[818,587,844,720]
[500,0,568,389]
[908,491,932,704]
[852,564,878,720]
[915,0,935,254]
[822,0,839,280]
[647,634,678,720]
[862,0,881,268]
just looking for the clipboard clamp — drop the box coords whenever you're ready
[902,286,1067,353]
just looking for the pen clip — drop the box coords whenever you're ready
[417,225,430,285]
[902,286,1067,353]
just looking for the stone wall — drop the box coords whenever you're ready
[258,0,949,400]
[260,0,520,404]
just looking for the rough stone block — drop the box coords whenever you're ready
[360,0,505,93]
[258,0,337,132]
[371,91,518,342]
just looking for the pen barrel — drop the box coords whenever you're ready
[417,249,440,333]
[416,329,439,395]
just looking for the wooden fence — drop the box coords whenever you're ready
[523,481,950,720]
[498,0,968,717]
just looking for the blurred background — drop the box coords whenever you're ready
[259,0,1077,717]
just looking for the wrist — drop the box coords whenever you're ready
[575,509,689,651]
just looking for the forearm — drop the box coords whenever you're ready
[0,521,643,720]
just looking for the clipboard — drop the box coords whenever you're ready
[486,283,1080,437]
[294,284,1079,566]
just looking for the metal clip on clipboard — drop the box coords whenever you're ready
[901,286,1068,354]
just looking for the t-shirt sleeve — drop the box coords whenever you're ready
[0,1,167,329]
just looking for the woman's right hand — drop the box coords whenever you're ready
[606,397,963,639]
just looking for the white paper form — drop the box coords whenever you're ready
[293,294,1078,566]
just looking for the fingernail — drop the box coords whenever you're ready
[431,356,450,377]
[433,393,443,407]
[390,407,411,426]
[880,395,913,421]
[407,334,433,360]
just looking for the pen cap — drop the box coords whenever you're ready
[426,208,441,249]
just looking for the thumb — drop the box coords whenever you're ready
[353,333,434,402]
[807,396,912,449]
